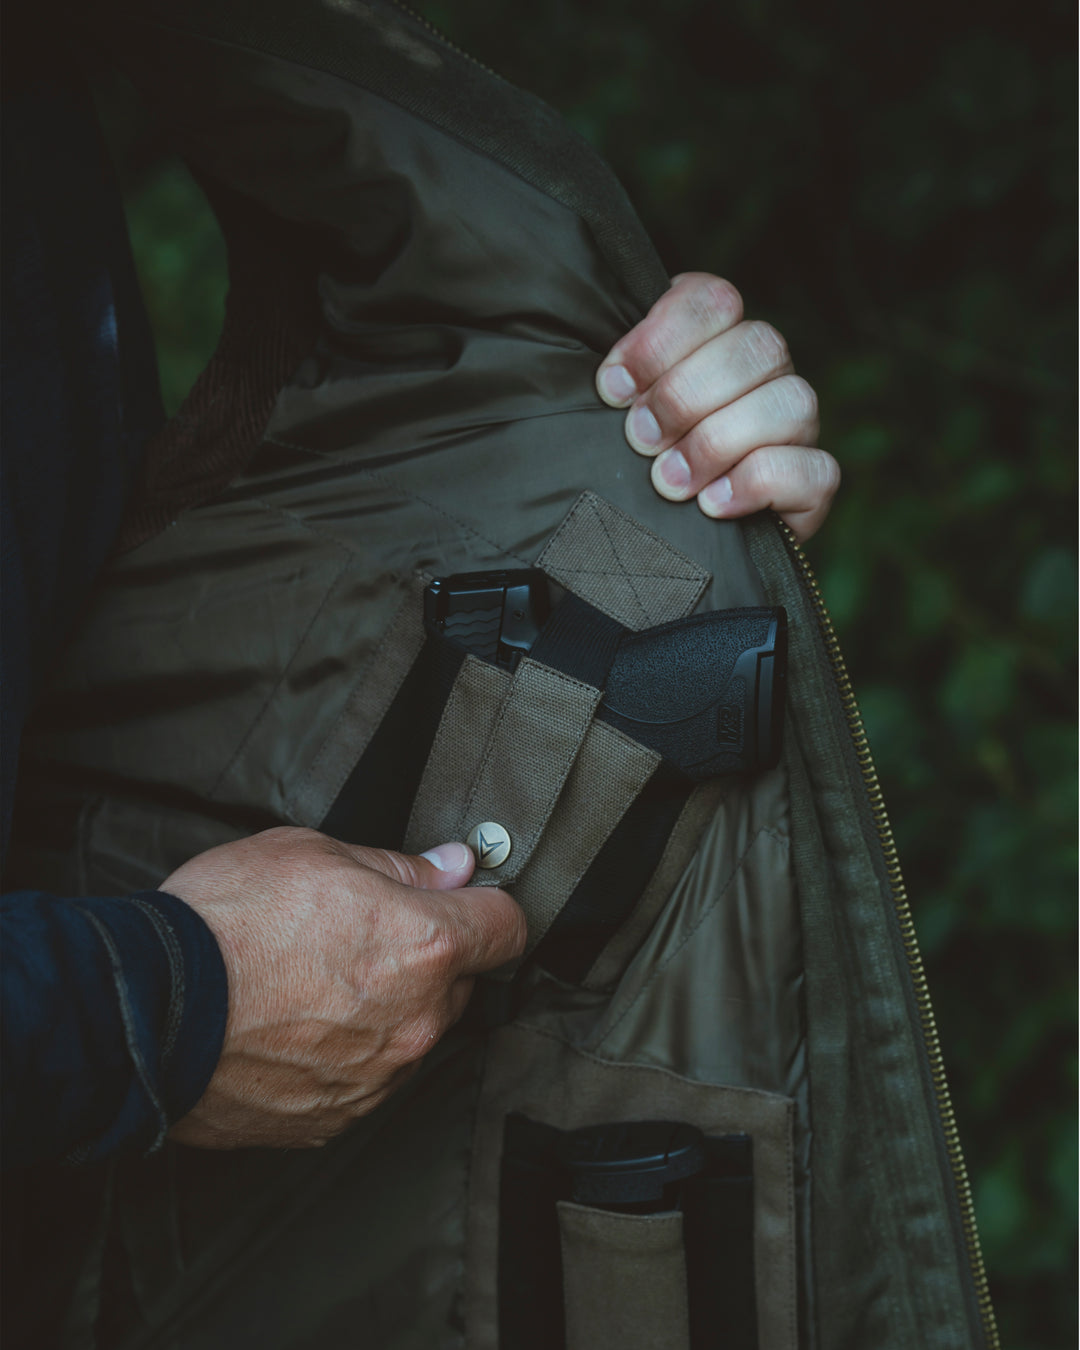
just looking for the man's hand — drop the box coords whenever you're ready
[162,828,525,1149]
[596,273,839,542]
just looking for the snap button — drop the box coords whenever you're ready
[467,822,512,869]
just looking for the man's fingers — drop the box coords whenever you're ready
[595,271,834,541]
[428,885,528,976]
[696,446,841,543]
[596,273,744,408]
[649,376,820,502]
[621,321,797,458]
[330,838,476,891]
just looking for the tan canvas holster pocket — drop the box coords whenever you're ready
[404,657,605,879]
[404,654,660,966]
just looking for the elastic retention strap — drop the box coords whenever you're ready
[320,636,464,849]
[683,1138,759,1350]
[499,1116,569,1350]
[531,763,694,984]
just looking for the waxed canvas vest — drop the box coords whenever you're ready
[5,2,998,1347]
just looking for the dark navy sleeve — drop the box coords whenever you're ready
[1,889,228,1167]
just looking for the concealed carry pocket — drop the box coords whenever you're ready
[316,494,721,974]
[313,494,791,988]
[467,1026,798,1350]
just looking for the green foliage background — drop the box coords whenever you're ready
[104,2,1075,1344]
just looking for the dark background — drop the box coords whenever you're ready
[97,2,1076,1345]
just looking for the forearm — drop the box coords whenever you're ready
[1,889,227,1166]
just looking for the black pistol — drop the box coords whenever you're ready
[425,570,786,779]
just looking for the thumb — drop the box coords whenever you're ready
[330,838,476,891]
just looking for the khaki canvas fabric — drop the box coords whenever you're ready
[449,659,601,887]
[406,649,660,961]
[509,719,659,952]
[557,1204,690,1350]
[404,656,600,887]
[404,657,511,855]
[535,492,710,630]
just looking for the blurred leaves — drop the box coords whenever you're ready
[100,0,1076,1343]
[123,164,226,417]
[93,75,227,417]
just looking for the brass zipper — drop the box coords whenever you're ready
[777,517,1000,1349]
[389,0,505,81]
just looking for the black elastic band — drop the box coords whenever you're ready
[531,763,694,984]
[683,1136,758,1350]
[320,636,464,849]
[499,1115,569,1350]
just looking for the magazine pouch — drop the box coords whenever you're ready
[465,1026,798,1350]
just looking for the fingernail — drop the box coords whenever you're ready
[421,842,471,871]
[654,449,692,498]
[627,403,663,451]
[598,364,637,406]
[698,476,735,516]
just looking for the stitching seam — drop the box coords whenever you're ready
[588,496,650,624]
[547,562,703,583]
[579,490,710,577]
[512,1022,795,1100]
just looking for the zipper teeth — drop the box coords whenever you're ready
[389,0,504,80]
[777,519,999,1349]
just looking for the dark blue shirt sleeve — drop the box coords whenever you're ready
[1,889,228,1167]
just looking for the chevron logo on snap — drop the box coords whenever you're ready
[466,822,512,869]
